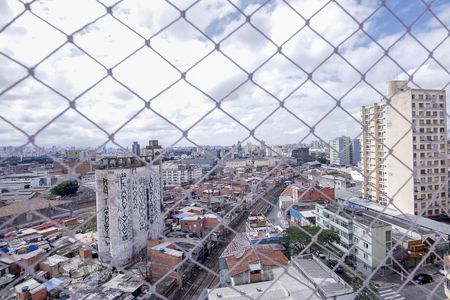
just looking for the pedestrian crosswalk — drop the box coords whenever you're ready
[378,287,405,300]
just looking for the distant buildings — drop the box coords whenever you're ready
[131,141,140,156]
[95,160,163,267]
[161,162,202,187]
[329,136,351,166]
[142,140,162,159]
[291,147,312,164]
[329,136,360,166]
[350,139,361,165]
[361,81,448,216]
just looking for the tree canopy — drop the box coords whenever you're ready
[351,277,378,300]
[283,225,340,250]
[51,180,79,197]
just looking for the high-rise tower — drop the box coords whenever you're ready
[361,81,448,217]
[95,157,162,266]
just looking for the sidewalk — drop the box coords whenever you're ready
[373,272,405,288]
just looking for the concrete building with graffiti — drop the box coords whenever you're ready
[95,157,163,267]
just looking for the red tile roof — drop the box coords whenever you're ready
[225,247,289,276]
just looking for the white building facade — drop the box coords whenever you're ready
[361,81,448,216]
[315,203,392,276]
[329,136,352,166]
[95,165,162,267]
[161,163,202,187]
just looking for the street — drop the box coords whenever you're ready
[377,271,447,300]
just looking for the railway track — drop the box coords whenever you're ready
[163,184,285,300]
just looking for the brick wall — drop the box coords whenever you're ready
[38,261,59,276]
[150,248,183,281]
[180,219,203,235]
[203,217,220,231]
[250,272,262,283]
[30,286,47,300]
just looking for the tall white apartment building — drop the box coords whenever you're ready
[329,136,351,166]
[161,163,202,187]
[361,81,448,217]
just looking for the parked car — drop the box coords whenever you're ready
[439,266,447,276]
[327,260,344,273]
[314,250,326,259]
[413,273,433,285]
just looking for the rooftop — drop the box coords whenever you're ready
[292,255,354,298]
[102,274,143,293]
[340,197,450,235]
[221,233,250,258]
[207,264,321,300]
[317,203,390,228]
[225,247,288,276]
[15,278,41,293]
[41,254,69,266]
[151,242,183,257]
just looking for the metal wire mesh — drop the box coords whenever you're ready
[0,0,450,299]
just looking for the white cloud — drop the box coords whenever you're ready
[0,0,449,149]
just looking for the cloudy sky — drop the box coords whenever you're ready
[0,0,449,150]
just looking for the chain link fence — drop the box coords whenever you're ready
[0,0,450,299]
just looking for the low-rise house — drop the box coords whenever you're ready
[39,254,69,276]
[149,240,184,283]
[279,184,334,210]
[246,215,283,244]
[223,246,289,286]
[15,278,47,300]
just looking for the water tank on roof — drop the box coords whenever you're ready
[159,247,165,253]
[22,286,29,292]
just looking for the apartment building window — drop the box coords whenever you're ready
[439,95,444,100]
[386,231,391,241]
[419,95,424,100]
[363,242,369,249]
[363,253,369,260]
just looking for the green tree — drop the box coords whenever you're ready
[351,277,378,300]
[51,180,79,197]
[283,225,340,253]
[317,157,329,165]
